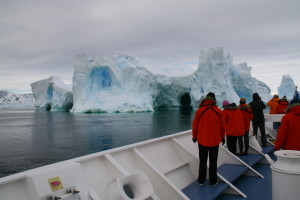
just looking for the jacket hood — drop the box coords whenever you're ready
[199,97,216,107]
[223,103,238,110]
[239,104,251,110]
[279,99,288,103]
[278,99,289,105]
[284,103,300,114]
[272,97,280,102]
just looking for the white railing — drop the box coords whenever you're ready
[264,114,284,122]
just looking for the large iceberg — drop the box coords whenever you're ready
[277,74,296,100]
[30,76,73,111]
[31,47,272,113]
[72,55,156,112]
[71,47,271,112]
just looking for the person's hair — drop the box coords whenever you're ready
[239,98,246,104]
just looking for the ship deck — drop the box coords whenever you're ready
[182,146,274,200]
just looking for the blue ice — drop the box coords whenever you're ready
[89,67,112,91]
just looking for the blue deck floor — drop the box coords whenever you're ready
[182,180,228,200]
[182,145,274,200]
[216,163,272,200]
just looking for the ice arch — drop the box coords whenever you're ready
[180,92,192,111]
[45,84,53,110]
[88,67,113,92]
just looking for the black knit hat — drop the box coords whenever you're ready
[206,92,216,101]
[253,93,260,101]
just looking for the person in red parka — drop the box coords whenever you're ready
[276,96,289,114]
[222,100,245,155]
[238,98,253,155]
[274,103,300,151]
[192,92,225,186]
[267,94,280,130]
[267,94,280,114]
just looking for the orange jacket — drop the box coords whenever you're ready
[267,97,280,114]
[192,97,225,147]
[276,99,289,114]
[222,104,245,136]
[274,104,300,150]
[239,104,253,132]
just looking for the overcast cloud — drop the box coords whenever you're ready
[0,0,299,94]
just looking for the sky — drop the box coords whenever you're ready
[0,0,299,94]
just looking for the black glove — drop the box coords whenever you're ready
[222,139,225,145]
[192,138,197,143]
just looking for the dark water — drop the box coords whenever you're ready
[0,107,194,178]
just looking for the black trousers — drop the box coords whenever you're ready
[227,135,238,154]
[198,143,219,185]
[252,121,267,146]
[238,131,249,153]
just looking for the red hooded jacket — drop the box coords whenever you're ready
[239,104,253,132]
[222,104,245,136]
[276,99,289,114]
[274,103,300,150]
[192,97,225,147]
[267,97,280,114]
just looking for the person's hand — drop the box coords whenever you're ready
[192,138,197,143]
[222,139,225,145]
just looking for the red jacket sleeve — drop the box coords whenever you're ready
[274,116,288,150]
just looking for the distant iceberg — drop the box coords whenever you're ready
[31,47,272,113]
[278,74,296,99]
[30,76,73,111]
[0,90,34,107]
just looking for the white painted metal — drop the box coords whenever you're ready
[116,170,158,200]
[264,114,284,122]
[249,136,262,151]
[271,150,300,200]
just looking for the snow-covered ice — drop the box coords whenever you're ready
[72,54,156,112]
[0,90,34,107]
[278,74,296,100]
[30,76,73,111]
[30,47,275,112]
[71,47,272,112]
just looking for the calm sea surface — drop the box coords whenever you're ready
[0,107,195,178]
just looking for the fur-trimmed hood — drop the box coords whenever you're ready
[223,103,238,110]
[199,97,216,108]
[284,103,300,114]
[239,104,251,110]
[279,98,289,103]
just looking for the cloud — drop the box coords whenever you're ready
[0,0,300,93]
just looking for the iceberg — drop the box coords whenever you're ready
[191,47,271,106]
[31,47,272,113]
[231,62,271,103]
[72,55,156,113]
[72,47,271,112]
[277,74,296,100]
[30,76,73,111]
[0,90,34,107]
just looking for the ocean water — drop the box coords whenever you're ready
[0,107,194,178]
